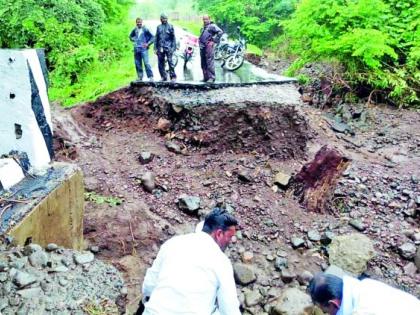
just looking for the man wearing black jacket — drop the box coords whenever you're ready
[154,13,177,82]
[199,15,223,83]
[129,18,154,81]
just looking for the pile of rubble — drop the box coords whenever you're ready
[0,242,126,315]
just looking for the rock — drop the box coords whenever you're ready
[141,172,156,193]
[156,118,171,132]
[242,251,254,264]
[297,270,313,285]
[270,288,312,315]
[328,233,375,275]
[349,219,366,232]
[398,242,417,260]
[415,247,420,270]
[46,243,58,252]
[274,171,291,188]
[403,262,417,276]
[244,289,263,307]
[10,257,27,269]
[330,120,351,133]
[307,230,321,242]
[29,250,48,268]
[178,194,201,213]
[165,141,182,154]
[0,260,7,272]
[324,265,350,278]
[280,269,296,283]
[13,271,38,288]
[23,244,42,256]
[139,152,155,164]
[238,170,253,182]
[52,266,69,273]
[321,231,335,245]
[233,263,256,285]
[274,257,288,271]
[73,252,95,265]
[16,287,43,298]
[291,237,305,249]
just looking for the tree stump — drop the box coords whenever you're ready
[292,145,350,213]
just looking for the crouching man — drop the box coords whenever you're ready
[139,208,241,315]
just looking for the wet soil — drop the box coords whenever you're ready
[52,82,420,313]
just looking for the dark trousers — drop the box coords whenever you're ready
[134,49,153,79]
[157,50,176,80]
[200,43,215,81]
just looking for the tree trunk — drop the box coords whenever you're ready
[292,145,350,213]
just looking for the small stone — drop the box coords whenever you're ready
[29,250,48,268]
[120,287,128,295]
[59,277,69,287]
[280,269,296,283]
[46,243,58,251]
[244,289,263,307]
[415,247,420,270]
[156,118,171,132]
[8,296,20,307]
[291,237,305,249]
[403,262,417,275]
[398,242,416,260]
[270,288,312,315]
[165,141,182,154]
[178,194,201,213]
[52,266,69,273]
[23,244,42,256]
[141,171,156,193]
[17,287,43,298]
[242,251,254,264]
[349,219,366,232]
[233,263,256,285]
[10,257,27,269]
[139,152,155,164]
[73,252,95,265]
[89,245,100,253]
[0,260,7,272]
[0,273,8,282]
[297,270,313,285]
[274,257,288,271]
[307,230,321,242]
[274,171,291,188]
[238,170,253,182]
[13,271,38,288]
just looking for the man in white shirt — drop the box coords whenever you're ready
[139,208,241,315]
[308,272,420,315]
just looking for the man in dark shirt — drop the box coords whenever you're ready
[129,18,154,81]
[199,15,223,83]
[154,13,177,82]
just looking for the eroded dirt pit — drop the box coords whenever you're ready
[53,83,419,314]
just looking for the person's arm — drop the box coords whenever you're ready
[129,28,136,42]
[170,25,177,52]
[145,27,155,48]
[154,26,160,53]
[216,259,241,315]
[211,24,223,43]
[142,243,167,299]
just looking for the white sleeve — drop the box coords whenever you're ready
[142,243,167,299]
[216,259,241,315]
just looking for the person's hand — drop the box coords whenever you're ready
[142,43,148,48]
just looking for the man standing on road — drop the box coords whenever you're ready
[129,18,154,81]
[199,15,223,83]
[140,208,241,315]
[155,13,177,82]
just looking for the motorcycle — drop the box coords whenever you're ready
[181,34,199,68]
[214,33,229,60]
[223,36,246,71]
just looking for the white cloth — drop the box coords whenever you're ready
[337,276,420,315]
[142,232,241,315]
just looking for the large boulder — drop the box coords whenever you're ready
[269,288,313,315]
[233,263,256,285]
[328,233,375,275]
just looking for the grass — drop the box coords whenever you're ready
[247,43,263,56]
[49,51,134,107]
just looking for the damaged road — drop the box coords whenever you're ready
[53,80,420,314]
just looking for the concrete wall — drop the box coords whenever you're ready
[0,49,53,172]
[8,169,84,250]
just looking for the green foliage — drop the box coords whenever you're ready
[84,192,123,207]
[196,0,297,48]
[284,0,420,106]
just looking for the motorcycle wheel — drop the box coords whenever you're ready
[224,55,244,71]
[215,46,227,60]
[171,54,178,67]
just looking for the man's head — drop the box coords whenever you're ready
[202,15,211,26]
[202,208,238,251]
[136,18,143,28]
[308,273,343,315]
[160,13,168,24]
